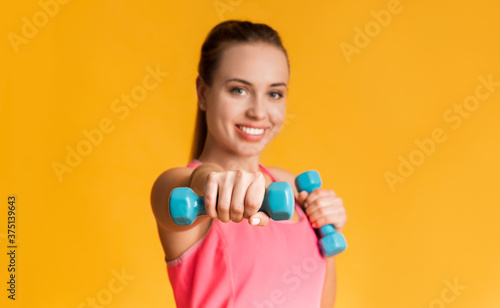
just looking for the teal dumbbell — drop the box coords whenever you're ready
[169,182,295,225]
[295,171,347,257]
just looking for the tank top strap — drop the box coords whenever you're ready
[186,159,203,169]
[258,163,280,182]
[186,159,280,183]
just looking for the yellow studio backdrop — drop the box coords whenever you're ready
[1,0,499,307]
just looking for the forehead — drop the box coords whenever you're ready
[214,42,289,84]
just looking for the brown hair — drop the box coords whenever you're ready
[189,20,289,162]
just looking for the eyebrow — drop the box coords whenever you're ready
[225,78,287,88]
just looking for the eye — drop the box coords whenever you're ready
[231,87,247,96]
[269,91,283,99]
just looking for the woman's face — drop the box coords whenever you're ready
[200,42,289,157]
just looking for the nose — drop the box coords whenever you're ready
[246,94,266,120]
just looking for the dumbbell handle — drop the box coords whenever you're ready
[169,181,294,225]
[295,170,347,257]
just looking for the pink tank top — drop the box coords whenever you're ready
[166,159,327,308]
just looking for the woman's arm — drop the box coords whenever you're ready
[150,163,225,260]
[152,162,272,260]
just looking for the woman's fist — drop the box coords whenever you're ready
[204,169,270,226]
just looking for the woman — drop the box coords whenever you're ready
[151,20,347,307]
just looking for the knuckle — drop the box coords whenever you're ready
[236,169,245,180]
[322,189,332,197]
[246,197,259,208]
[317,198,326,207]
[254,171,264,182]
[232,204,244,215]
[317,207,326,216]
[218,200,230,210]
[207,171,218,182]
[232,217,243,223]
[205,194,213,206]
[246,197,261,210]
[207,173,221,187]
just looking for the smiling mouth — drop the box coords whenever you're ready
[236,125,266,136]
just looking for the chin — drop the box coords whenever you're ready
[220,139,261,157]
[237,143,266,156]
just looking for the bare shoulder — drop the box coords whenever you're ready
[267,166,296,182]
[153,167,193,192]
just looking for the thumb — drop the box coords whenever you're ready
[248,212,270,227]
[297,191,309,206]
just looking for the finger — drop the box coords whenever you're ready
[230,170,248,223]
[304,190,338,215]
[306,196,343,218]
[308,200,346,230]
[248,212,270,227]
[204,172,219,219]
[217,172,234,223]
[310,214,346,232]
[303,189,336,209]
[307,204,337,225]
[243,172,265,218]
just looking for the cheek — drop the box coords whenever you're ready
[209,98,241,127]
[218,93,248,117]
[269,103,286,125]
[207,92,229,118]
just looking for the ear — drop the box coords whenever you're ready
[196,76,208,111]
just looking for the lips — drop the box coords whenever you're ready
[235,124,266,141]
[236,125,265,135]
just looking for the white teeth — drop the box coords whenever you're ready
[238,125,265,135]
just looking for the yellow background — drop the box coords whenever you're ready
[1,0,499,307]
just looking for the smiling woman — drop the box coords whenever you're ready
[150,20,347,308]
[198,42,289,155]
